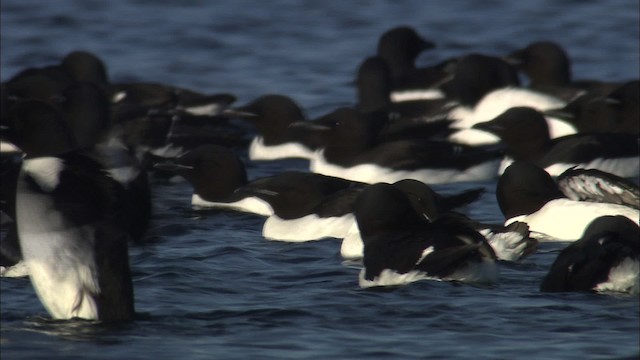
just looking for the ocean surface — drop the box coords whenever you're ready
[1,1,639,359]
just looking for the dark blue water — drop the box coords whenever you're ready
[1,1,639,359]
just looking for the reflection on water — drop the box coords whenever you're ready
[21,317,127,343]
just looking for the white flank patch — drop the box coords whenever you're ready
[544,157,640,178]
[450,87,566,129]
[263,213,354,242]
[0,140,22,153]
[545,116,578,139]
[192,194,273,216]
[340,222,364,260]
[390,89,445,102]
[183,103,223,116]
[448,105,473,127]
[595,258,640,295]
[310,150,500,184]
[448,128,501,146]
[248,137,315,161]
[505,199,640,241]
[22,157,64,192]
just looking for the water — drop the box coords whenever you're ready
[1,1,639,359]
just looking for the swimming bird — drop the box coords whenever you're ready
[540,215,639,294]
[112,108,249,171]
[299,107,502,184]
[3,49,236,115]
[543,80,640,135]
[354,54,572,146]
[354,56,455,142]
[355,51,571,146]
[355,56,450,117]
[3,51,244,164]
[222,94,324,160]
[2,50,110,107]
[153,144,362,217]
[154,145,486,242]
[375,26,447,99]
[496,161,639,240]
[2,100,136,321]
[441,54,521,109]
[354,183,498,288]
[154,144,371,241]
[111,82,237,116]
[505,41,621,102]
[340,180,534,262]
[264,178,484,243]
[473,106,639,177]
[437,53,577,145]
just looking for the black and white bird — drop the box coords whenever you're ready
[439,54,575,146]
[473,107,639,177]
[1,100,136,321]
[374,26,446,100]
[296,107,503,184]
[354,183,498,288]
[222,94,323,161]
[341,180,534,262]
[543,80,639,135]
[154,144,362,217]
[540,215,639,295]
[262,178,484,243]
[505,40,621,102]
[496,161,639,241]
[155,145,486,243]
